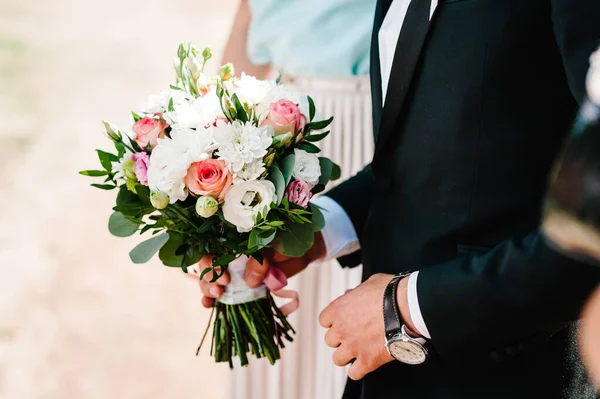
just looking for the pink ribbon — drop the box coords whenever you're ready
[263,267,300,316]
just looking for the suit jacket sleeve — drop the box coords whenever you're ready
[416,0,600,363]
[326,164,376,268]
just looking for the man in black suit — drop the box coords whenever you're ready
[202,0,600,397]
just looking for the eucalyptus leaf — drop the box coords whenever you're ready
[280,155,296,186]
[272,221,314,257]
[309,203,326,232]
[318,157,333,186]
[159,233,186,267]
[129,233,170,264]
[331,162,342,181]
[108,212,139,237]
[267,165,286,204]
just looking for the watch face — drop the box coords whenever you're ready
[387,339,427,365]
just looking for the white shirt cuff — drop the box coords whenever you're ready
[407,271,431,339]
[311,196,361,260]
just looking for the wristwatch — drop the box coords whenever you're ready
[383,273,428,365]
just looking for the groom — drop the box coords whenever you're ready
[201,0,600,397]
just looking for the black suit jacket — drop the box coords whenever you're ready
[327,0,600,398]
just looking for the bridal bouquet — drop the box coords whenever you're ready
[80,43,339,367]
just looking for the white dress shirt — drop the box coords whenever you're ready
[312,0,439,340]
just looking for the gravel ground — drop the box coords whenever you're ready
[0,1,236,398]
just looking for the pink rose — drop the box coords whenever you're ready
[132,152,150,186]
[284,179,313,209]
[185,159,232,202]
[133,115,168,149]
[261,99,307,136]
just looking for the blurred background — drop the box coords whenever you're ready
[0,0,238,398]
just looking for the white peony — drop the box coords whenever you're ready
[235,159,266,182]
[147,126,217,203]
[223,180,276,233]
[588,49,600,105]
[213,120,273,174]
[292,149,321,186]
[165,89,222,130]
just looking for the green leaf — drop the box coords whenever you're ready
[129,233,170,264]
[97,150,118,171]
[108,212,139,237]
[309,203,326,232]
[272,221,315,257]
[113,203,154,217]
[279,155,296,186]
[231,93,249,123]
[307,96,316,122]
[183,245,204,268]
[92,183,117,190]
[307,116,334,131]
[159,233,186,267]
[267,165,286,204]
[116,185,139,206]
[331,162,342,181]
[135,185,152,205]
[318,157,334,186]
[196,219,214,234]
[213,254,237,268]
[131,111,143,122]
[80,170,108,177]
[296,141,321,154]
[304,130,330,142]
[168,97,175,112]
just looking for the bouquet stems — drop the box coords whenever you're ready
[198,293,295,368]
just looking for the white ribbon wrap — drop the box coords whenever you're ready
[217,255,267,305]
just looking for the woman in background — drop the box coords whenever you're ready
[221,1,376,398]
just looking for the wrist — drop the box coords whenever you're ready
[396,275,424,338]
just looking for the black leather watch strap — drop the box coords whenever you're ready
[383,276,403,339]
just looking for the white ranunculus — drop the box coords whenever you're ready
[196,195,219,218]
[293,149,321,186]
[588,49,600,105]
[150,190,170,210]
[234,159,266,182]
[223,180,276,233]
[142,89,190,115]
[234,73,277,107]
[147,126,216,203]
[213,121,273,174]
[165,89,222,129]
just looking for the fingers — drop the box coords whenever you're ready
[348,359,369,381]
[201,296,215,308]
[324,327,341,348]
[244,256,269,288]
[333,346,355,367]
[319,303,334,328]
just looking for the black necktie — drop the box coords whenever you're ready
[375,0,434,158]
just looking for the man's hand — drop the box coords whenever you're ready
[319,273,422,380]
[195,231,328,308]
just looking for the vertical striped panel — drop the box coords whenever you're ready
[229,76,373,399]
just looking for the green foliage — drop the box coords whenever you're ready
[79,170,108,177]
[279,155,295,186]
[309,203,325,232]
[159,232,186,267]
[267,165,286,205]
[306,116,334,131]
[304,130,330,142]
[272,220,315,257]
[307,96,316,122]
[129,233,170,264]
[296,141,320,154]
[108,212,139,237]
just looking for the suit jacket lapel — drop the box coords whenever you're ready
[370,0,394,139]
[374,1,438,159]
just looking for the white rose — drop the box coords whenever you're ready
[293,149,321,186]
[223,180,276,233]
[587,49,600,105]
[196,195,219,218]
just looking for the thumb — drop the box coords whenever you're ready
[244,256,269,288]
